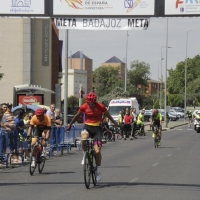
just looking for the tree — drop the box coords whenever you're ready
[93,65,122,97]
[68,96,78,111]
[98,87,129,107]
[127,60,151,96]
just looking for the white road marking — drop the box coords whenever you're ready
[175,129,183,130]
[152,162,159,167]
[129,177,139,183]
[167,154,172,157]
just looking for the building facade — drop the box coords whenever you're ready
[0,18,60,105]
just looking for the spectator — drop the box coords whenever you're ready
[0,107,6,154]
[28,112,33,120]
[46,104,56,121]
[54,108,63,126]
[131,108,138,139]
[15,109,30,162]
[1,103,7,113]
[2,103,15,132]
[102,117,112,134]
[118,110,124,137]
[123,108,133,140]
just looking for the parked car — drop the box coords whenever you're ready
[144,110,152,121]
[168,111,179,121]
[169,109,184,118]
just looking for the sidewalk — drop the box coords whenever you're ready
[145,120,188,132]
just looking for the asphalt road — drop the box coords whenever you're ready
[1,123,200,200]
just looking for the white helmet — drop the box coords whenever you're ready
[197,110,200,114]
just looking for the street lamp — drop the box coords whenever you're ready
[161,46,172,110]
[184,30,192,122]
[125,31,129,92]
[158,58,164,109]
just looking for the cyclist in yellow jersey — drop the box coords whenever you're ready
[150,109,162,146]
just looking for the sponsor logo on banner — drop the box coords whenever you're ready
[22,96,37,104]
[165,0,200,15]
[54,18,150,30]
[0,0,45,14]
[54,0,154,15]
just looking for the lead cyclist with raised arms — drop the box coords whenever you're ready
[67,92,118,182]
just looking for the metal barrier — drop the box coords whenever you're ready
[0,124,85,168]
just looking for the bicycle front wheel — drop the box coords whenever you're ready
[84,152,91,189]
[91,152,97,186]
[29,156,36,176]
[38,156,45,173]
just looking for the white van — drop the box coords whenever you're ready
[107,97,139,124]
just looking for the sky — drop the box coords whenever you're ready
[60,17,200,82]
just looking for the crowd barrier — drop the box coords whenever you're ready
[0,124,84,168]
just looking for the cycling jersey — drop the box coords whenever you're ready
[79,102,107,126]
[138,113,144,122]
[30,115,51,130]
[152,113,162,121]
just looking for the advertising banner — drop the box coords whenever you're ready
[17,95,43,105]
[42,19,50,66]
[54,17,150,30]
[53,0,155,16]
[0,0,45,15]
[165,0,200,15]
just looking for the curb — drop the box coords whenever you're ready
[162,123,188,131]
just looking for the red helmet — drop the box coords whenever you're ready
[86,92,97,104]
[153,109,159,115]
[35,108,45,116]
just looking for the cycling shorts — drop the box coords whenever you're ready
[33,127,51,138]
[83,124,102,146]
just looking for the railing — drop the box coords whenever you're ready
[0,124,85,168]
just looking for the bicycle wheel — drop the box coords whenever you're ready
[29,156,36,176]
[38,156,45,173]
[154,139,158,148]
[91,152,97,186]
[117,134,122,140]
[84,152,91,189]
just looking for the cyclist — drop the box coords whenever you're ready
[137,108,145,135]
[67,92,118,182]
[27,108,52,167]
[150,109,162,146]
[188,110,193,128]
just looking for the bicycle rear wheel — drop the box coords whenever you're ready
[38,156,45,173]
[29,156,36,176]
[91,152,97,186]
[84,152,91,189]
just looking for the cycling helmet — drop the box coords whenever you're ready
[153,109,159,115]
[197,110,200,114]
[35,108,45,116]
[86,92,97,104]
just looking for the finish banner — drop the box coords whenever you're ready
[54,18,150,30]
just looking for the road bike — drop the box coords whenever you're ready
[103,126,121,141]
[134,125,145,136]
[154,125,160,148]
[82,138,97,189]
[29,137,46,176]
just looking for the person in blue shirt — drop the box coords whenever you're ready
[15,109,30,161]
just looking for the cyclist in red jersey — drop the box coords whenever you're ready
[67,92,118,182]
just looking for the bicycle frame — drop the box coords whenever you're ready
[82,138,97,189]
